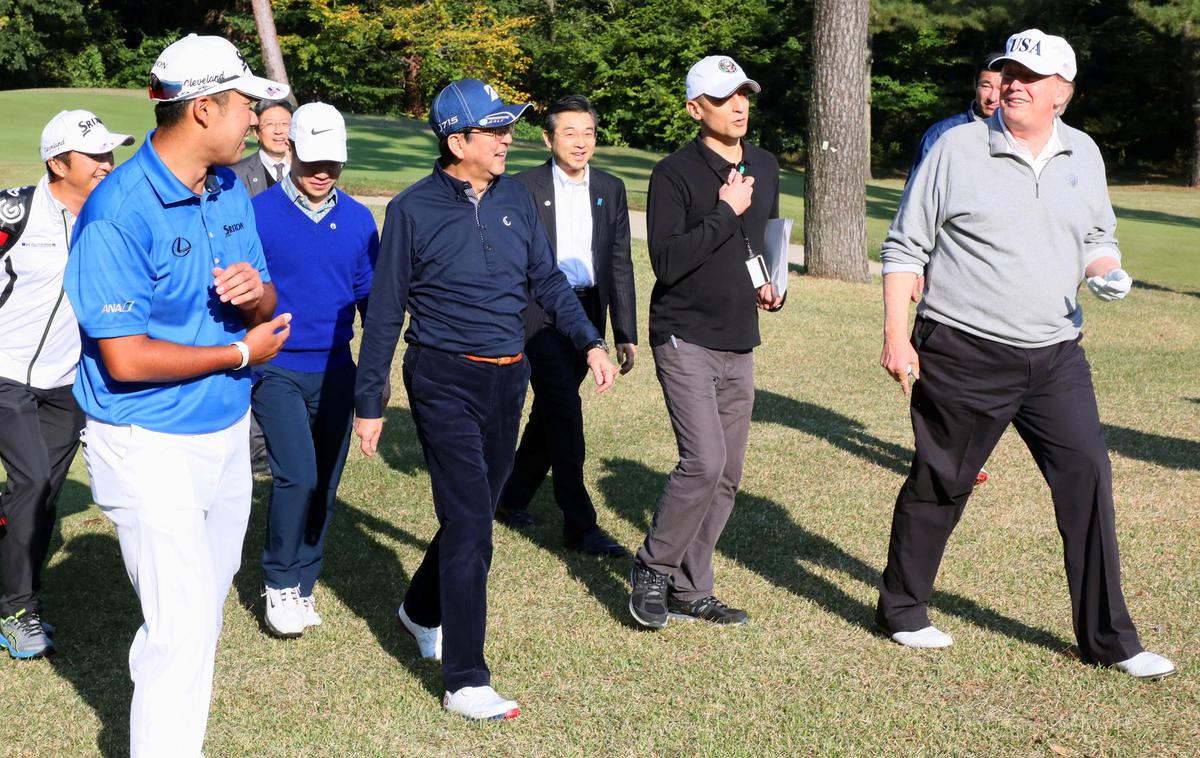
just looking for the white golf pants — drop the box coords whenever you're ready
[82,412,252,758]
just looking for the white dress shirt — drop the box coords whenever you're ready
[551,161,594,287]
[258,150,290,183]
[997,109,1063,179]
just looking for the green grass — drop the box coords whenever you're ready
[2,88,1199,757]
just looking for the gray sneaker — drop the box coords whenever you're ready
[1,610,55,659]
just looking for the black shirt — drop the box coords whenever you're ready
[646,137,780,351]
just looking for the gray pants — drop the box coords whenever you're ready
[637,337,754,601]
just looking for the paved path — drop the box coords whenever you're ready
[354,195,882,275]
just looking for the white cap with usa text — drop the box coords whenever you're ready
[991,29,1077,82]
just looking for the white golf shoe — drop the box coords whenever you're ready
[1115,651,1176,680]
[443,685,519,721]
[263,585,306,638]
[891,625,953,649]
[397,603,442,660]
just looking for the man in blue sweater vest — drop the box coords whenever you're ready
[251,102,379,639]
[353,78,617,721]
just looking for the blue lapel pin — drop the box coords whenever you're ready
[597,197,603,206]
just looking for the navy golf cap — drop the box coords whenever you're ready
[428,79,531,138]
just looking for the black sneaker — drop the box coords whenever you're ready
[667,595,749,626]
[629,564,669,628]
[495,504,536,529]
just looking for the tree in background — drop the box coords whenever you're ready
[1133,0,1200,185]
[805,0,870,282]
[251,0,294,102]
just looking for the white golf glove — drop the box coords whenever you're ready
[1087,268,1133,301]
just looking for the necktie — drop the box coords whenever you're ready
[274,163,284,182]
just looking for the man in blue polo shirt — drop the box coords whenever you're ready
[63,34,291,758]
[353,78,618,721]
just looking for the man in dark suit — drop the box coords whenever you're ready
[231,99,294,199]
[494,95,636,557]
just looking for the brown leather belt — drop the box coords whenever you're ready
[463,352,523,366]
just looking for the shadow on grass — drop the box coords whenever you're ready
[44,521,137,756]
[233,406,442,699]
[1104,425,1200,470]
[1132,279,1200,299]
[595,457,1069,655]
[1113,205,1200,230]
[866,183,904,224]
[753,389,911,475]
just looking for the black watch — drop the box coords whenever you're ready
[584,338,610,355]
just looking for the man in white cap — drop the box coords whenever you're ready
[63,34,293,756]
[251,102,378,639]
[0,110,132,660]
[876,29,1175,680]
[628,55,784,629]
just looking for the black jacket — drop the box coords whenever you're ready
[514,160,637,346]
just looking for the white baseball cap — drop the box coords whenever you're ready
[686,55,761,101]
[991,29,1077,82]
[39,110,135,161]
[288,102,347,163]
[149,33,290,102]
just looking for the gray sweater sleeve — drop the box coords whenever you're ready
[880,145,946,276]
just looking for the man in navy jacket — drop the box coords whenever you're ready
[353,79,617,721]
[494,94,636,557]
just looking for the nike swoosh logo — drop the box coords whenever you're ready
[311,128,334,135]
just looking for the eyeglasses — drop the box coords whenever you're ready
[460,125,514,140]
[258,120,291,131]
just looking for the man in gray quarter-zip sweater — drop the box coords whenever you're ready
[0,110,132,659]
[874,29,1175,680]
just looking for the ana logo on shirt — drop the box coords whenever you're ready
[101,300,135,314]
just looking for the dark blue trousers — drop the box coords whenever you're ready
[400,345,528,692]
[252,361,356,595]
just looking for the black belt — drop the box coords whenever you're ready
[572,285,597,296]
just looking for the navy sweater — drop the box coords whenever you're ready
[252,183,379,372]
[354,161,600,419]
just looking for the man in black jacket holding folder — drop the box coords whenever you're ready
[629,55,784,629]
[494,95,635,557]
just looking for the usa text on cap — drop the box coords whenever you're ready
[149,34,290,103]
[40,110,135,162]
[990,29,1077,82]
[428,79,531,139]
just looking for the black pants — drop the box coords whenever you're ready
[498,315,599,542]
[401,346,528,692]
[0,378,84,616]
[876,318,1142,665]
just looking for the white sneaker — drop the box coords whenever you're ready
[443,685,519,720]
[397,603,442,660]
[263,585,306,638]
[301,594,323,628]
[1115,651,1177,680]
[891,625,953,649]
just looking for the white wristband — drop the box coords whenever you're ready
[231,340,250,370]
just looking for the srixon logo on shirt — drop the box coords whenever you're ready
[1007,36,1043,55]
[224,222,245,237]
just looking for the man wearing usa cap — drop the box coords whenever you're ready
[63,34,293,756]
[0,110,132,659]
[876,29,1175,680]
[353,78,617,720]
[251,102,378,639]
[628,55,783,630]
